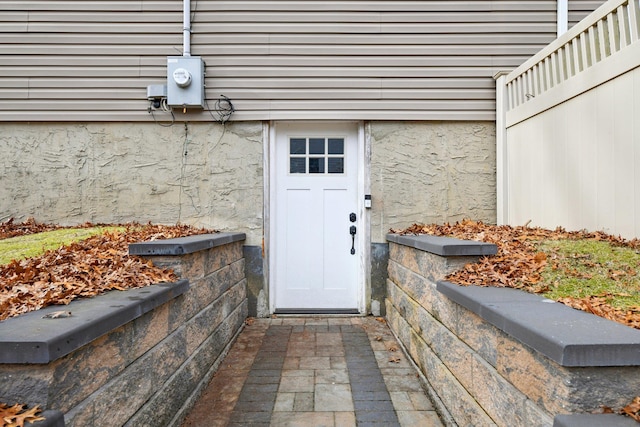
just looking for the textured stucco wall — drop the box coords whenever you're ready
[1,121,494,246]
[370,121,496,242]
[1,120,496,316]
[0,122,264,246]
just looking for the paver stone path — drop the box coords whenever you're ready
[181,317,443,427]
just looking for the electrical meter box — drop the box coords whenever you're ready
[167,56,205,108]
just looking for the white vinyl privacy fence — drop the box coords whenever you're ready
[495,0,640,239]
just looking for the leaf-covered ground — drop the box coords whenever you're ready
[392,219,640,330]
[0,219,214,321]
[0,217,63,239]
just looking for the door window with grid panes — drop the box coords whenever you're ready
[289,137,345,174]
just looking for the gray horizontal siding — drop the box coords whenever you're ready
[568,1,608,27]
[0,0,601,122]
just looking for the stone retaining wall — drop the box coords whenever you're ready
[0,233,248,427]
[385,234,640,427]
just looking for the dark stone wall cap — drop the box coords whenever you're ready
[0,280,189,364]
[386,233,497,257]
[129,232,246,256]
[554,414,639,427]
[437,281,640,367]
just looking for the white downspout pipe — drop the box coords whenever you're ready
[557,0,568,37]
[494,71,510,225]
[183,0,191,56]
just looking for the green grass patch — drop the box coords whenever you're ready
[537,239,640,310]
[0,226,125,265]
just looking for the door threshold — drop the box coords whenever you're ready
[274,309,360,315]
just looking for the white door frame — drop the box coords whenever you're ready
[266,120,368,314]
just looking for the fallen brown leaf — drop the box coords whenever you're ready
[0,403,45,427]
[620,396,640,421]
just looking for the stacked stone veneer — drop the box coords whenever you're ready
[385,234,640,427]
[0,233,248,427]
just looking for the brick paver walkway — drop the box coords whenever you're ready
[181,317,443,427]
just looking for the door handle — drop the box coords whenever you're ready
[349,225,356,255]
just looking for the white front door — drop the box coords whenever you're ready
[271,121,361,313]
